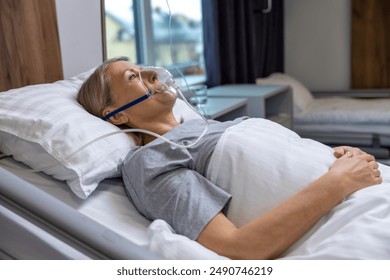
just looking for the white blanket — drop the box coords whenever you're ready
[207,118,336,226]
[147,118,390,259]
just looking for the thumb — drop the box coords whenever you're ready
[333,148,345,158]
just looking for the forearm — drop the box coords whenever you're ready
[198,173,348,260]
[198,153,381,260]
[232,173,347,259]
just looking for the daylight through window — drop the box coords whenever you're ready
[103,0,205,79]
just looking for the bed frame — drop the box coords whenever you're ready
[296,90,390,161]
[0,167,160,259]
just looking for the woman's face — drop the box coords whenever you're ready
[105,60,177,126]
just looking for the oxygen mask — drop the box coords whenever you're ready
[103,66,181,121]
[139,66,181,98]
[99,64,208,149]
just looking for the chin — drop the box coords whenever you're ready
[152,92,177,108]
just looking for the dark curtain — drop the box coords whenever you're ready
[202,0,284,87]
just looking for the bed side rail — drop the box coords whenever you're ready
[0,167,161,260]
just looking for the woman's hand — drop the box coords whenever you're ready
[329,150,382,195]
[333,146,367,158]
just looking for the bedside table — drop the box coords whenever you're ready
[196,97,247,121]
[208,84,293,129]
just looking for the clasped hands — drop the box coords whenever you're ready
[332,146,382,186]
[334,146,370,159]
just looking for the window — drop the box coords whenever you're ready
[102,0,205,82]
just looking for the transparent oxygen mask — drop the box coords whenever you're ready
[139,66,180,97]
[102,66,179,121]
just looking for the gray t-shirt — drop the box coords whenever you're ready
[122,117,246,240]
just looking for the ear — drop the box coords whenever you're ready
[102,106,129,125]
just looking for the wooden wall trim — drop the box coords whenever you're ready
[0,0,63,92]
[351,0,390,88]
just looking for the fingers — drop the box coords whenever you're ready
[343,151,382,184]
[341,149,356,159]
[369,159,382,184]
[373,168,381,177]
[333,146,383,185]
[372,171,383,184]
[333,146,366,158]
[333,146,347,158]
[350,147,367,157]
[335,147,376,162]
[360,153,375,162]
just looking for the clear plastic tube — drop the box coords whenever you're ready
[137,65,209,148]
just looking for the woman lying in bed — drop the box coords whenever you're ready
[77,57,383,260]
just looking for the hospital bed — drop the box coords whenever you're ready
[0,70,224,260]
[256,73,390,160]
[2,70,390,260]
[0,157,221,260]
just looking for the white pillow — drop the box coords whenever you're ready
[256,73,314,113]
[0,70,201,199]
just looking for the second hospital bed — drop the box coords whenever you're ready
[256,73,390,159]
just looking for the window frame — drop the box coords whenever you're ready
[101,0,206,82]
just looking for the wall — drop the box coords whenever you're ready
[55,0,103,79]
[0,0,63,91]
[55,0,351,88]
[284,0,350,91]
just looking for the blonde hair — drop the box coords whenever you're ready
[77,57,128,118]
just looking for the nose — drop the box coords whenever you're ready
[139,67,175,91]
[139,68,158,84]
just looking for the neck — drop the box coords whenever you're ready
[139,115,180,145]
